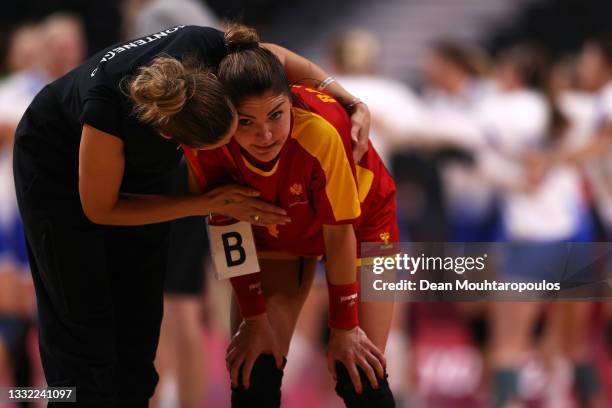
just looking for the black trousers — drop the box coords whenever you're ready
[14,145,169,407]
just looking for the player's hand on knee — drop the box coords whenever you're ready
[327,326,386,394]
[225,313,284,390]
[204,184,291,226]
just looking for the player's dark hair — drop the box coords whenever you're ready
[498,44,569,142]
[218,24,291,104]
[128,55,235,148]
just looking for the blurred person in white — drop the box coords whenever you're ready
[525,39,612,407]
[524,35,612,234]
[399,43,594,407]
[421,40,501,243]
[477,45,594,408]
[125,3,219,408]
[0,24,47,145]
[327,29,424,168]
[573,35,612,237]
[541,55,604,408]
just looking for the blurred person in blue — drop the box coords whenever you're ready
[524,36,612,408]
[525,35,612,237]
[475,45,595,408]
[541,55,604,408]
[573,35,612,239]
[525,39,612,406]
[398,43,596,407]
[420,40,500,244]
[0,21,46,401]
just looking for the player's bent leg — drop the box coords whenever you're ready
[330,266,396,407]
[231,353,285,407]
[335,362,395,408]
[230,256,317,408]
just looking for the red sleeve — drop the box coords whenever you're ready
[181,144,235,193]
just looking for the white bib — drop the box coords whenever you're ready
[207,220,260,279]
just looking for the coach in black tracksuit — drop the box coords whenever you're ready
[13,24,367,406]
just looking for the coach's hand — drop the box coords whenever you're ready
[349,102,371,163]
[204,184,291,226]
[226,313,284,390]
[327,326,386,394]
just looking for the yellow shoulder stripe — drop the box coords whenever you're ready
[356,165,374,203]
[291,108,361,221]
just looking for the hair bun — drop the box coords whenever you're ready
[224,24,260,54]
[129,56,191,125]
[225,42,258,53]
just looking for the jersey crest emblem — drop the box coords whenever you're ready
[379,232,393,249]
[289,183,308,207]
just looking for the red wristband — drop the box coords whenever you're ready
[230,273,266,318]
[328,281,359,330]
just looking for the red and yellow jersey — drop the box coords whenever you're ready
[185,86,398,257]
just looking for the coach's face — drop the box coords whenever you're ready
[232,91,292,162]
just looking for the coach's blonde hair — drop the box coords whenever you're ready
[129,55,235,147]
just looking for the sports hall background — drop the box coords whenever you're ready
[1,0,612,407]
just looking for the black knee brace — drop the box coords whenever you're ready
[334,362,395,408]
[231,354,284,408]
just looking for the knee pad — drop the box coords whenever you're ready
[334,362,395,408]
[574,362,600,404]
[231,354,284,408]
[493,368,519,408]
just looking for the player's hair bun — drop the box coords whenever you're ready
[224,24,260,53]
[129,56,193,125]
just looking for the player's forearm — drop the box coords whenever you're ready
[323,224,357,285]
[323,224,359,330]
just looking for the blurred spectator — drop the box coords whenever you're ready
[480,45,595,408]
[0,22,42,398]
[575,35,612,237]
[124,0,219,39]
[5,24,43,75]
[0,12,85,398]
[328,28,423,167]
[420,39,499,243]
[40,13,86,80]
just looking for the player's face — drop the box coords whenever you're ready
[232,91,292,162]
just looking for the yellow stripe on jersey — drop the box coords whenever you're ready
[291,108,361,221]
[241,154,280,177]
[356,165,374,203]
